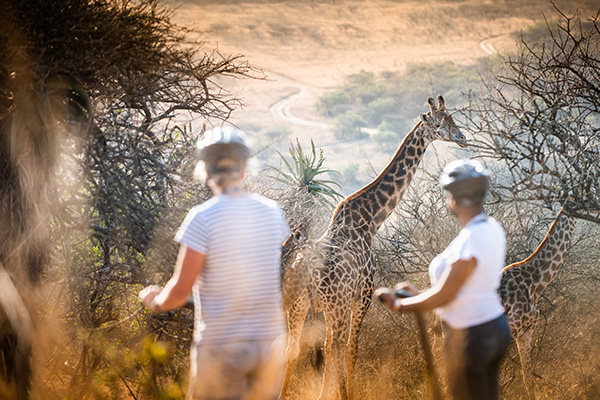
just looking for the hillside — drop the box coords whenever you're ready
[165,0,598,194]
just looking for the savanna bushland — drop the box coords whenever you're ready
[1,0,599,399]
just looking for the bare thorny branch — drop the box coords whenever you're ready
[459,6,600,223]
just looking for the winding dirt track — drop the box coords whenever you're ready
[479,36,501,55]
[268,72,328,128]
[269,86,328,128]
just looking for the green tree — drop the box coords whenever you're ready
[366,97,398,126]
[315,90,352,117]
[333,111,366,140]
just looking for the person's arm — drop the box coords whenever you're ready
[376,257,476,313]
[139,245,205,313]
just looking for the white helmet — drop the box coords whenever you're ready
[440,159,490,203]
[196,126,250,162]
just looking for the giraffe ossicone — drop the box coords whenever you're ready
[281,95,466,400]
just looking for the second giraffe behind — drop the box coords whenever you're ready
[500,207,576,400]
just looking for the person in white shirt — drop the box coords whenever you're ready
[139,126,289,400]
[376,159,511,400]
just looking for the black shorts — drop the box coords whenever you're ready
[442,314,512,400]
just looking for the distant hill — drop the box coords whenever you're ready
[164,0,598,195]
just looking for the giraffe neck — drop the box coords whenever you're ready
[505,209,576,298]
[328,122,430,244]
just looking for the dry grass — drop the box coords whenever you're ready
[167,0,596,86]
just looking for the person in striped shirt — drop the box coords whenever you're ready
[139,126,289,400]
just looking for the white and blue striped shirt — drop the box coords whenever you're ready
[175,193,289,344]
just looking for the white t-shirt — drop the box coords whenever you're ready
[175,193,290,344]
[429,213,506,329]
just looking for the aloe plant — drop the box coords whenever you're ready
[270,139,343,204]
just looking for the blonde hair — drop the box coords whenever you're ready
[195,139,249,190]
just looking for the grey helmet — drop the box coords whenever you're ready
[196,126,250,162]
[440,159,490,204]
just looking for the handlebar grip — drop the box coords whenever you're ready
[395,288,415,298]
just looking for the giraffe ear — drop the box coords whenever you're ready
[420,113,431,123]
[437,95,446,111]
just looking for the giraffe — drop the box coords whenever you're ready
[499,207,576,400]
[281,95,466,400]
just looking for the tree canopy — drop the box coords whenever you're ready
[463,6,600,222]
[1,0,255,277]
[1,0,250,116]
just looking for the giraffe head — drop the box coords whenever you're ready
[419,95,467,147]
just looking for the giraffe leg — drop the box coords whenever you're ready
[516,330,536,400]
[281,290,311,399]
[333,334,349,400]
[319,315,350,400]
[345,292,372,399]
[317,324,335,400]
